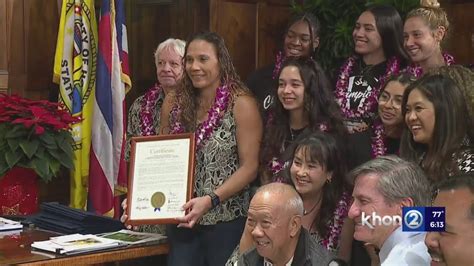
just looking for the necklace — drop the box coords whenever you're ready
[303,202,319,216]
[289,124,310,140]
[289,128,298,140]
[140,83,162,136]
[407,52,455,78]
[335,55,401,119]
[170,83,231,150]
[371,118,387,158]
[272,51,285,80]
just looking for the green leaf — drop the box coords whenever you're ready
[7,138,20,151]
[5,124,28,138]
[39,131,56,145]
[0,156,10,177]
[5,149,23,168]
[30,157,52,182]
[48,159,61,176]
[19,138,39,159]
[35,146,46,159]
[0,124,7,139]
[48,148,74,169]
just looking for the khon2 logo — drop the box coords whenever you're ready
[402,207,445,232]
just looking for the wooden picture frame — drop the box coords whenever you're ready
[126,133,195,225]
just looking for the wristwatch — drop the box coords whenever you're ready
[208,191,221,209]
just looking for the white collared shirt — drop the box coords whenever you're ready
[379,226,430,265]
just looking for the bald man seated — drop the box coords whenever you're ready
[237,183,333,266]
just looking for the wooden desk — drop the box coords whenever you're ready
[0,228,169,265]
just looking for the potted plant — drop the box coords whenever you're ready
[291,0,419,75]
[0,94,79,215]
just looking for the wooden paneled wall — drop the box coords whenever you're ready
[126,0,209,105]
[444,1,474,65]
[0,0,11,94]
[210,0,292,81]
[1,0,59,99]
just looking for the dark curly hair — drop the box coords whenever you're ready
[175,31,249,131]
[260,57,347,184]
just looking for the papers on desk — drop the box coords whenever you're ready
[31,230,167,255]
[31,234,125,255]
[99,229,167,245]
[0,217,23,231]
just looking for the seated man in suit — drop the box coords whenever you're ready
[425,174,474,266]
[348,155,431,265]
[238,183,332,266]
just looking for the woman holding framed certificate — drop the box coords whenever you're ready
[159,31,263,266]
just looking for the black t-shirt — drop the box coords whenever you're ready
[246,64,277,121]
[386,137,400,155]
[345,58,387,120]
[340,58,388,169]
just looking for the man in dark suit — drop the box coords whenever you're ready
[238,183,332,266]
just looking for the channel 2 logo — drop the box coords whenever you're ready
[402,207,445,232]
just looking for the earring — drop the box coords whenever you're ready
[326,179,332,184]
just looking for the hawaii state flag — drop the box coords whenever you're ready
[88,0,131,217]
[53,0,98,210]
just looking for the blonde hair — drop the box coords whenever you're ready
[153,38,186,67]
[406,4,449,40]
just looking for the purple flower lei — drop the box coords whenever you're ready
[320,191,351,251]
[170,84,231,150]
[335,56,401,119]
[407,52,455,78]
[140,83,162,136]
[268,123,329,181]
[272,51,285,80]
[370,118,387,158]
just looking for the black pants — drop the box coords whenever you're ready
[166,217,246,266]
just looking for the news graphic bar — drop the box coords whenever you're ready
[402,207,445,232]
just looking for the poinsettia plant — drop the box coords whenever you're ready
[0,94,80,182]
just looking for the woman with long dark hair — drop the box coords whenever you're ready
[159,31,263,266]
[247,13,322,121]
[260,57,346,184]
[401,74,474,183]
[334,5,408,169]
[372,73,415,157]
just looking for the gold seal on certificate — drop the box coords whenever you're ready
[126,133,196,225]
[151,192,166,210]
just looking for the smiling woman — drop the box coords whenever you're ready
[247,13,321,122]
[334,4,408,170]
[404,1,454,77]
[259,57,346,185]
[400,74,474,183]
[159,31,263,266]
[371,73,415,158]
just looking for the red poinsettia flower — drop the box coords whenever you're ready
[0,93,81,182]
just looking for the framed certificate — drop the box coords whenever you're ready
[126,133,195,225]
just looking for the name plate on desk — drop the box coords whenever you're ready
[127,133,195,225]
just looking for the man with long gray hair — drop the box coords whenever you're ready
[348,155,431,265]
